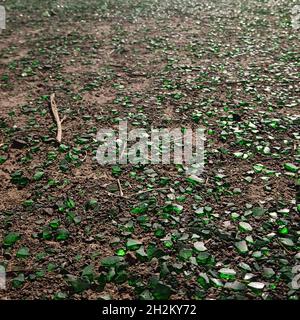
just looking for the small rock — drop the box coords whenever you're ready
[239,222,253,232]
[235,240,248,254]
[193,241,207,252]
[248,282,265,290]
[43,208,54,215]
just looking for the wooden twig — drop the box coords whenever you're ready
[119,141,127,162]
[50,93,62,143]
[276,239,293,255]
[117,179,124,197]
[128,187,170,198]
[108,63,126,68]
[205,177,209,185]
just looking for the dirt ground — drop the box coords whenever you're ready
[0,0,299,300]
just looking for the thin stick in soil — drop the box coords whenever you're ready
[50,93,63,143]
[117,179,124,197]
